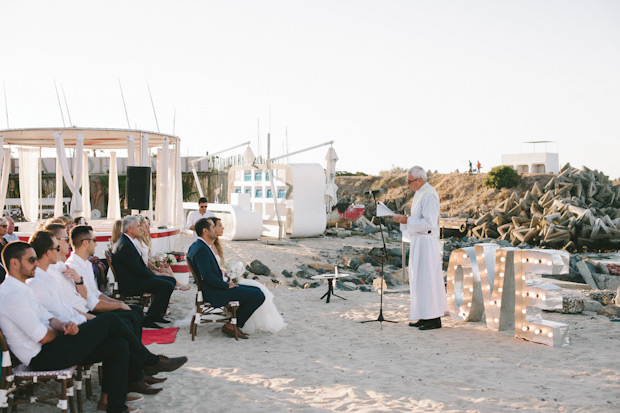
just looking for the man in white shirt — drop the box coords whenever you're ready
[3,216,19,243]
[0,241,142,413]
[43,223,90,312]
[27,230,91,325]
[186,197,214,240]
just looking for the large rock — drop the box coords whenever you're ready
[583,299,603,312]
[308,262,336,272]
[246,260,271,276]
[343,257,361,270]
[561,294,585,314]
[589,290,617,306]
[597,305,620,317]
[591,273,620,292]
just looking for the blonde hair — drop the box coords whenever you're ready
[137,215,151,248]
[111,220,123,244]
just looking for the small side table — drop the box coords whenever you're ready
[311,271,349,303]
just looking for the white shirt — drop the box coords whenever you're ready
[28,267,87,325]
[187,210,215,239]
[0,276,52,366]
[48,261,90,313]
[3,233,19,243]
[66,254,101,311]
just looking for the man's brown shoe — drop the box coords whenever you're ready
[127,379,163,395]
[143,355,188,375]
[144,375,167,385]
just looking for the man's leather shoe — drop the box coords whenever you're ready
[144,375,167,385]
[151,316,171,324]
[409,320,426,327]
[143,317,163,329]
[144,355,188,375]
[221,325,248,339]
[418,318,442,330]
[127,379,163,395]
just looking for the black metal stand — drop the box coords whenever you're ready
[320,277,347,303]
[360,192,397,326]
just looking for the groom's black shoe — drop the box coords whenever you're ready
[143,316,163,329]
[409,320,426,327]
[418,318,442,330]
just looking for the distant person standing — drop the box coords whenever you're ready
[186,197,215,240]
[393,166,447,330]
[468,160,473,174]
[476,160,481,173]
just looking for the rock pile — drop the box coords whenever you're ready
[470,163,620,251]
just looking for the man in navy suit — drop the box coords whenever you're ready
[111,216,176,328]
[186,218,264,339]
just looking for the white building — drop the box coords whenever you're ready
[501,141,559,174]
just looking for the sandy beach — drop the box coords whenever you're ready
[21,234,620,412]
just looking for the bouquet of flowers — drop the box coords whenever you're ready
[224,261,245,283]
[149,253,178,269]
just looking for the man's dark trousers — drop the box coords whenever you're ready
[30,312,147,413]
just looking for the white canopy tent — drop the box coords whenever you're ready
[0,127,184,227]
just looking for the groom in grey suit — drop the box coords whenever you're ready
[186,218,264,339]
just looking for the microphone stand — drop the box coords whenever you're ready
[361,191,397,327]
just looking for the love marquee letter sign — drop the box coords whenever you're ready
[446,244,570,347]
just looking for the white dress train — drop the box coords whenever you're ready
[210,246,286,334]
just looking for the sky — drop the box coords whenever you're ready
[2,0,619,178]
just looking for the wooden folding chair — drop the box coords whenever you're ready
[105,250,152,310]
[186,260,239,341]
[0,329,76,413]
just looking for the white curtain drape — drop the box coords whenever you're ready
[324,147,339,212]
[0,137,11,215]
[54,132,84,216]
[172,141,184,226]
[18,147,40,222]
[108,151,121,220]
[81,151,91,221]
[155,138,171,226]
[127,134,135,167]
[54,157,64,217]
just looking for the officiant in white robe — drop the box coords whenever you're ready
[393,166,447,330]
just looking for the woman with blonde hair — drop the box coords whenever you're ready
[137,215,190,291]
[207,217,285,334]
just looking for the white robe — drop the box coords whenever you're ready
[400,183,447,320]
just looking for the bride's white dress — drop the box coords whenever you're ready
[210,246,286,334]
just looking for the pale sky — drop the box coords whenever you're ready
[2,0,619,178]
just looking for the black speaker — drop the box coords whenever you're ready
[126,166,151,210]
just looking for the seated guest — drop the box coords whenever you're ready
[3,216,19,243]
[0,241,141,413]
[0,217,9,250]
[137,215,190,291]
[67,225,135,314]
[208,217,285,334]
[111,216,176,328]
[187,218,265,339]
[28,231,92,324]
[32,229,187,397]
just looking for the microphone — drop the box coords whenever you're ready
[364,189,384,195]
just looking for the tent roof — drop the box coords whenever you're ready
[0,127,179,149]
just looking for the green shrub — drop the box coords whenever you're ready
[484,166,520,189]
[336,171,368,176]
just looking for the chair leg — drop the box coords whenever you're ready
[60,377,68,413]
[190,315,196,341]
[67,377,75,413]
[75,367,83,413]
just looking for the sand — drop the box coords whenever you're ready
[19,234,620,412]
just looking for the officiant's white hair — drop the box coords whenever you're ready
[407,166,427,182]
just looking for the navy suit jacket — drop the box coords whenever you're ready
[111,234,156,295]
[186,239,231,307]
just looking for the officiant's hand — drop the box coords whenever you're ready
[227,282,238,289]
[393,214,408,224]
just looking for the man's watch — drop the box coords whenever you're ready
[75,277,84,285]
